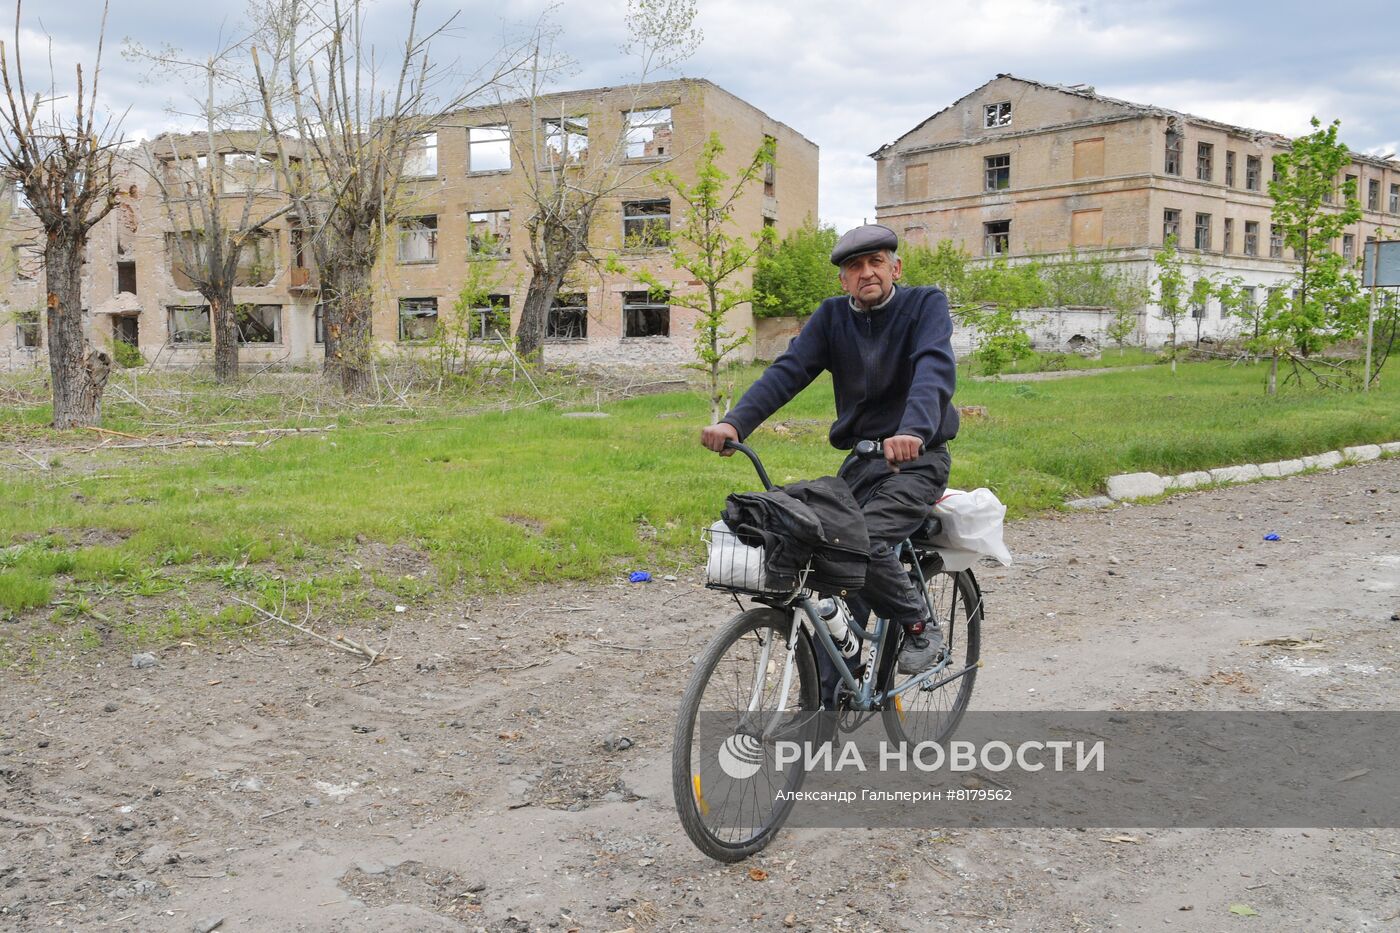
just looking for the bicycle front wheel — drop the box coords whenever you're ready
[671,607,820,862]
[881,566,982,747]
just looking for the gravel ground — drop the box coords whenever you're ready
[1,458,1397,932]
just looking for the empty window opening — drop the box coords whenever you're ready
[221,152,275,195]
[117,260,137,295]
[467,210,511,258]
[983,220,1010,257]
[398,216,438,263]
[468,295,511,341]
[169,305,211,344]
[1391,184,1400,214]
[15,308,40,348]
[398,297,438,341]
[1223,218,1234,254]
[546,293,588,341]
[403,133,438,178]
[1164,127,1182,176]
[468,124,511,172]
[623,290,670,337]
[984,154,1010,191]
[624,108,673,159]
[543,116,589,165]
[1194,212,1211,250]
[12,243,35,281]
[1368,178,1381,211]
[1225,150,1236,187]
[314,303,326,345]
[1163,209,1181,245]
[1196,143,1213,182]
[1343,233,1355,262]
[113,315,138,349]
[235,304,282,344]
[1269,224,1283,258]
[1244,221,1259,257]
[763,135,776,196]
[623,199,670,248]
[983,101,1011,128]
[1245,155,1261,191]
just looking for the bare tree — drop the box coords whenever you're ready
[0,0,123,427]
[504,0,701,362]
[131,32,297,382]
[251,0,518,394]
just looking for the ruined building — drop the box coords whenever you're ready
[873,74,1400,345]
[0,78,817,370]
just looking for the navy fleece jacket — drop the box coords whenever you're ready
[723,285,959,450]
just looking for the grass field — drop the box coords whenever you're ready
[1,359,1397,652]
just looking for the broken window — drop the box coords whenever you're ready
[403,133,438,178]
[983,220,1010,257]
[467,210,510,258]
[166,231,204,290]
[624,108,673,159]
[1225,151,1236,187]
[1244,221,1259,257]
[235,232,276,286]
[545,293,587,341]
[1269,224,1283,258]
[468,124,511,172]
[1196,143,1213,182]
[11,243,35,281]
[622,199,670,248]
[14,308,40,348]
[1245,155,1261,191]
[983,101,1011,128]
[623,290,669,337]
[1191,292,1207,319]
[398,297,438,341]
[235,304,282,344]
[1194,213,1211,251]
[117,260,137,295]
[1344,174,1357,203]
[1392,184,1400,214]
[543,115,589,166]
[1368,178,1381,211]
[1162,209,1181,245]
[314,303,326,344]
[763,135,776,196]
[1223,218,1234,254]
[984,154,1010,191]
[162,155,208,199]
[397,216,438,263]
[1343,233,1355,262]
[169,305,211,344]
[1164,128,1182,176]
[221,152,275,194]
[468,295,511,341]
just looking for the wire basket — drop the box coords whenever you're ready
[703,522,808,597]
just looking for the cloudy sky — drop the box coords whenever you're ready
[13,0,1399,231]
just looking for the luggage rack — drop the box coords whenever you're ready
[702,524,812,599]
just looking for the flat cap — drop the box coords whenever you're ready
[830,223,898,266]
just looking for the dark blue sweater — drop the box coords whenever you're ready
[724,285,959,450]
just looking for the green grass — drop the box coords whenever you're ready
[1,360,1398,640]
[964,347,1159,377]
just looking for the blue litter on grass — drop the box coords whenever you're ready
[629,571,652,583]
[1263,533,1281,541]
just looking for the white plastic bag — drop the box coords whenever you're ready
[928,488,1013,569]
[706,520,767,590]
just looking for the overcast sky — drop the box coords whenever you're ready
[13,0,1400,232]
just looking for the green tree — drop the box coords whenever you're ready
[752,219,837,318]
[645,132,775,421]
[1265,116,1366,391]
[1153,235,1189,374]
[956,258,1043,376]
[901,240,971,304]
[1189,275,1215,347]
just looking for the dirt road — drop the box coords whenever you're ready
[2,459,1398,932]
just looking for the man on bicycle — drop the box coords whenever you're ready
[701,223,959,674]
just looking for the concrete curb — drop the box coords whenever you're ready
[1078,440,1400,507]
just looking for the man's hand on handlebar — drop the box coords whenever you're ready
[701,422,739,455]
[883,434,923,470]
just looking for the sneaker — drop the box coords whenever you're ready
[897,625,948,674]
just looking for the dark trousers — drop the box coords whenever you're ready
[816,444,951,708]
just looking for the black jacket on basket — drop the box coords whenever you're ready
[721,476,869,596]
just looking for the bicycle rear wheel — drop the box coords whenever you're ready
[881,566,982,747]
[672,607,820,862]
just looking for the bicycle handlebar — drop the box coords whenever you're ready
[721,439,775,491]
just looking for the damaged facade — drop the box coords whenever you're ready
[873,74,1400,347]
[0,78,817,370]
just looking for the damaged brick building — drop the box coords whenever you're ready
[0,78,817,370]
[874,74,1400,347]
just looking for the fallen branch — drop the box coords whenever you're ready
[228,594,381,663]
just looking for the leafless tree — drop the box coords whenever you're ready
[0,0,123,427]
[505,0,701,362]
[251,0,521,394]
[131,32,297,383]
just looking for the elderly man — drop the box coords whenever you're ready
[701,223,960,674]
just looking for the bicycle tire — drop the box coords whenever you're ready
[880,565,982,748]
[672,607,820,862]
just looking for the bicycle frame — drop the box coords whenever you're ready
[719,440,977,716]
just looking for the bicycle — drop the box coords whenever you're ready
[671,439,985,862]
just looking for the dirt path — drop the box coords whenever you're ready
[2,460,1398,932]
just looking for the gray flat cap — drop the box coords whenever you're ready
[830,223,898,266]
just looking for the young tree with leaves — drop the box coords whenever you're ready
[1264,117,1366,391]
[1152,235,1189,374]
[0,0,122,428]
[752,218,836,318]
